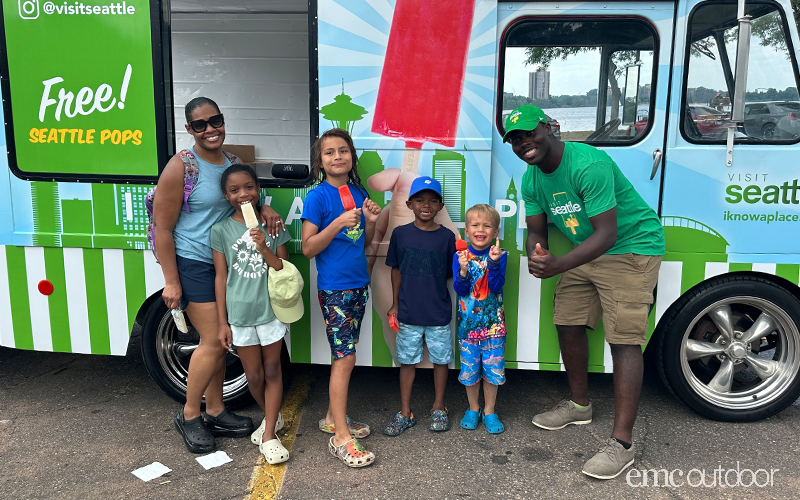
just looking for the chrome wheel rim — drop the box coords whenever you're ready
[680,296,800,410]
[154,310,249,400]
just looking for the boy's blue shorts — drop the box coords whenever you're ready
[176,255,216,310]
[395,322,454,365]
[458,337,506,386]
[317,286,368,359]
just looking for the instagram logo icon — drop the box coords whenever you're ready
[19,0,39,19]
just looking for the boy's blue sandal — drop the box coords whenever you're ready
[383,412,416,436]
[461,410,481,430]
[483,412,505,434]
[430,408,450,431]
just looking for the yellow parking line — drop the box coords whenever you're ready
[245,372,310,500]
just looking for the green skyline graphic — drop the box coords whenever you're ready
[320,81,368,135]
[432,149,466,223]
[29,181,149,249]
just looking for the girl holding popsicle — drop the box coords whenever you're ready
[301,128,382,468]
[210,164,293,464]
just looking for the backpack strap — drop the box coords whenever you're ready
[176,149,200,214]
[222,150,240,165]
[175,149,239,214]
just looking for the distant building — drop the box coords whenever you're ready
[528,71,550,100]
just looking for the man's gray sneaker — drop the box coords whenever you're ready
[582,438,635,479]
[531,399,592,430]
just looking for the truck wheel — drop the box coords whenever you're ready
[141,296,252,408]
[657,275,800,421]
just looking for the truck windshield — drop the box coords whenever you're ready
[500,19,656,145]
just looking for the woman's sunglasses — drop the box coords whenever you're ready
[188,114,225,133]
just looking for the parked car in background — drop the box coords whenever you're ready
[774,109,800,140]
[546,114,562,140]
[688,105,731,138]
[743,101,800,139]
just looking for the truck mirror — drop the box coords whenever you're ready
[622,64,641,126]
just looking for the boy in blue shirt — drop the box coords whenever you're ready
[383,176,457,436]
[453,204,507,434]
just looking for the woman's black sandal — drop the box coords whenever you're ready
[174,409,216,453]
[202,408,254,438]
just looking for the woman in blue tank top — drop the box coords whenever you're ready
[153,97,284,453]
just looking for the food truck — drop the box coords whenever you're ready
[2,0,800,422]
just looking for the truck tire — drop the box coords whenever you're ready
[141,296,252,408]
[657,275,800,421]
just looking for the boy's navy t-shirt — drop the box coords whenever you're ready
[301,181,369,290]
[385,223,456,326]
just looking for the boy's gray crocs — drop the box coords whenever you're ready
[532,399,592,430]
[582,438,635,479]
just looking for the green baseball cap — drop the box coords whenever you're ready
[503,105,547,142]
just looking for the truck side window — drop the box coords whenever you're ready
[683,2,800,143]
[499,19,657,145]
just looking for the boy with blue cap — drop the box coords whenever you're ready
[383,176,457,436]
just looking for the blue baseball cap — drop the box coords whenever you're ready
[408,176,443,200]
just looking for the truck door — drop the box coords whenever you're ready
[662,0,800,285]
[493,3,674,371]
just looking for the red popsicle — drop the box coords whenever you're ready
[371,0,476,149]
[339,184,356,211]
[389,313,400,333]
[456,239,468,252]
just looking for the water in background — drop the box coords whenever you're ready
[527,106,650,132]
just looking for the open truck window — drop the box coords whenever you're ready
[498,18,657,145]
[683,1,800,143]
[169,2,313,187]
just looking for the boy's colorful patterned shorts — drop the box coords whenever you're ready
[458,337,506,386]
[318,286,369,359]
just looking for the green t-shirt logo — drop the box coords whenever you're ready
[549,193,583,235]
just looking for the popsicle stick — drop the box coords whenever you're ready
[400,148,421,174]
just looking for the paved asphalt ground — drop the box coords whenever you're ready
[2,334,800,500]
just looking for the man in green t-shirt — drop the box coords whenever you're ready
[504,105,665,480]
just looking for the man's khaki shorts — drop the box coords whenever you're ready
[553,253,663,345]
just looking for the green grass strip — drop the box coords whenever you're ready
[44,247,71,352]
[82,249,110,355]
[289,256,311,363]
[6,246,33,350]
[123,250,147,331]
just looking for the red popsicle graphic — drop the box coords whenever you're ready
[456,239,468,252]
[372,0,476,151]
[339,184,356,211]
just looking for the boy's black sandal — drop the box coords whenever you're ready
[174,409,216,453]
[202,408,254,438]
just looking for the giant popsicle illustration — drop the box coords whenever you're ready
[372,0,475,153]
[369,0,476,249]
[368,0,476,364]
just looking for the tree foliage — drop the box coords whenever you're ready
[524,47,639,120]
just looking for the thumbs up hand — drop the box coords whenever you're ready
[528,243,560,279]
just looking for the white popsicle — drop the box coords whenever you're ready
[242,202,259,229]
